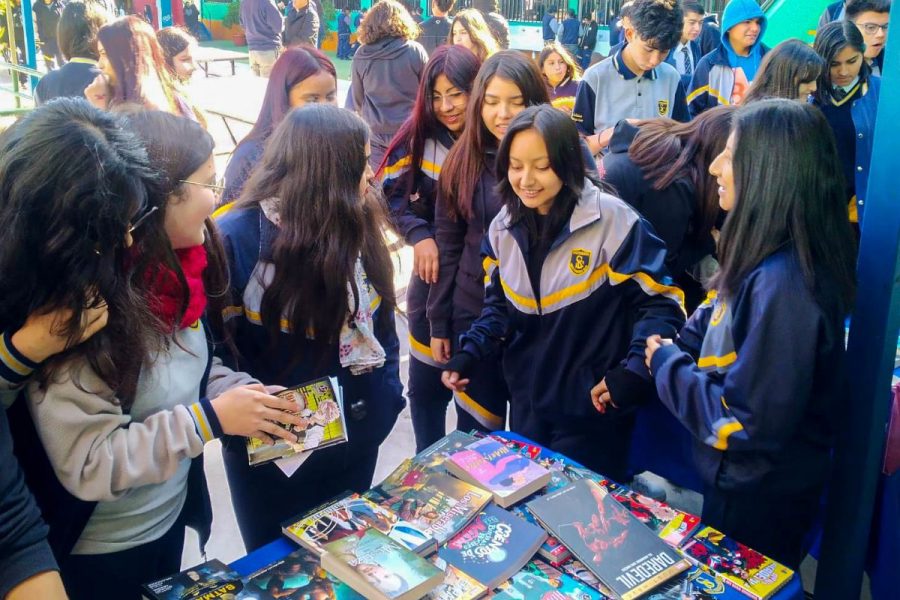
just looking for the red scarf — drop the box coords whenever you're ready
[146,245,208,331]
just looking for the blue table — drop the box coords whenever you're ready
[230,432,804,599]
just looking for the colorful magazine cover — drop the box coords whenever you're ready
[681,528,794,600]
[424,563,487,600]
[239,548,363,599]
[142,559,243,600]
[526,480,690,600]
[321,529,443,600]
[447,437,550,504]
[283,493,434,556]
[438,504,547,588]
[492,560,606,600]
[366,472,492,545]
[247,377,347,466]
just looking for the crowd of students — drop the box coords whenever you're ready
[0,0,892,598]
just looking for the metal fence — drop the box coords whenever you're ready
[448,0,732,24]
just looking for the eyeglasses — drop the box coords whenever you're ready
[128,205,159,234]
[180,179,225,195]
[857,22,889,35]
[431,92,467,108]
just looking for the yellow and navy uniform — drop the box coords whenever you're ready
[457,180,685,477]
[650,246,846,492]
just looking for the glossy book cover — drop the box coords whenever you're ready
[448,438,550,500]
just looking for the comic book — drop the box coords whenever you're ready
[365,472,492,544]
[601,481,701,547]
[559,561,747,600]
[141,559,243,600]
[492,560,607,599]
[438,503,547,589]
[281,492,436,557]
[246,377,347,466]
[509,504,572,566]
[680,527,794,600]
[320,529,443,600]
[527,480,690,600]
[446,437,551,507]
[414,430,479,472]
[239,548,364,599]
[425,562,487,600]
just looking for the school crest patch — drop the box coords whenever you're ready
[710,299,727,326]
[569,249,591,276]
[657,99,670,116]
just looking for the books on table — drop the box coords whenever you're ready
[321,529,444,600]
[241,547,364,599]
[141,559,243,600]
[527,479,690,600]
[446,437,551,507]
[437,503,547,589]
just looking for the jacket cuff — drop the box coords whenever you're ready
[189,398,224,444]
[0,331,40,386]
[406,226,434,246]
[430,321,451,340]
[445,350,476,378]
[0,540,59,600]
[650,343,682,376]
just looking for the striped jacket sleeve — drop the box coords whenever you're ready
[686,56,714,118]
[458,235,509,360]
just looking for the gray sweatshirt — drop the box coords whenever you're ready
[26,322,255,554]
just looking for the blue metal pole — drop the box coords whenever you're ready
[814,2,900,598]
[20,0,38,90]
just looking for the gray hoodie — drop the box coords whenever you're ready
[351,36,428,159]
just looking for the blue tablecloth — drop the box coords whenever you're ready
[229,432,804,599]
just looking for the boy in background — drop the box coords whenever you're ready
[572,0,688,155]
[847,0,891,76]
[667,0,703,87]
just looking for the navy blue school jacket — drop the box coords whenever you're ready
[457,181,686,421]
[649,248,847,493]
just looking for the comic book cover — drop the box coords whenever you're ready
[438,504,547,589]
[526,481,690,600]
[446,438,551,507]
[492,560,607,600]
[246,377,347,466]
[414,430,479,472]
[681,528,794,600]
[603,482,701,547]
[366,472,492,545]
[281,493,436,556]
[635,567,748,599]
[425,563,487,600]
[239,548,363,599]
[320,529,443,600]
[142,559,243,600]
[509,505,571,566]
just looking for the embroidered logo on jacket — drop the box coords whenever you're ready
[569,249,592,275]
[657,99,670,116]
[710,299,727,326]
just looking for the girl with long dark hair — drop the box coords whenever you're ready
[157,26,198,84]
[214,104,404,552]
[441,105,685,482]
[221,45,337,204]
[2,101,299,600]
[642,99,857,568]
[742,38,824,103]
[449,9,500,62]
[84,16,196,120]
[377,45,481,451]
[601,106,736,312]
[427,51,551,435]
[813,20,880,227]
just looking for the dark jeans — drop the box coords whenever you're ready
[510,400,636,483]
[701,485,821,570]
[223,438,380,552]
[337,33,353,58]
[60,510,186,600]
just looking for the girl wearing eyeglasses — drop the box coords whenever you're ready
[813,20,881,228]
[2,102,302,600]
[376,45,481,452]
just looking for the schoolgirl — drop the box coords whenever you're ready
[449,9,500,62]
[157,26,199,84]
[214,104,404,552]
[813,20,880,227]
[643,99,857,568]
[743,38,825,103]
[222,45,337,204]
[441,105,685,482]
[1,101,297,600]
[378,45,482,451]
[538,41,580,114]
[601,106,735,312]
[427,51,551,436]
